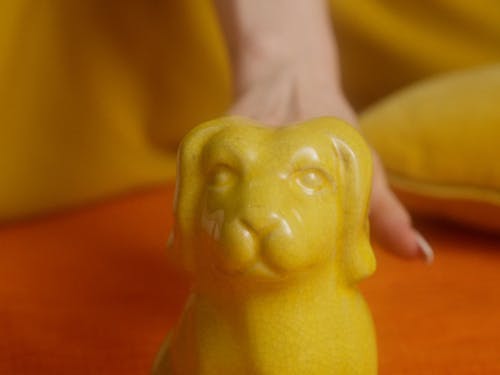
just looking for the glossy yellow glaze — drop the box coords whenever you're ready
[153,117,377,375]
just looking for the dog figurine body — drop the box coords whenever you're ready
[153,117,377,374]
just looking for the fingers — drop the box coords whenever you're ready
[370,185,418,257]
[416,232,434,264]
[369,155,434,262]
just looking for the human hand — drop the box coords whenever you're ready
[213,0,433,261]
[227,66,433,262]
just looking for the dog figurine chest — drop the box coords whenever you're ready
[153,117,377,375]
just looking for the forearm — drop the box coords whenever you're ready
[212,0,343,96]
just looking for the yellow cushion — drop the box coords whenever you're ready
[360,64,500,232]
[330,0,500,110]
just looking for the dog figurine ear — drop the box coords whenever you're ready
[328,120,376,283]
[167,118,233,274]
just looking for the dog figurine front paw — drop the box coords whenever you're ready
[153,116,377,375]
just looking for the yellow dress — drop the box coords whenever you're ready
[0,0,498,220]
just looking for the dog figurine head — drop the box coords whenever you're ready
[168,116,375,285]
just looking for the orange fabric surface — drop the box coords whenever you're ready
[1,186,499,374]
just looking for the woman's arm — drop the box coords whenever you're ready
[213,0,432,261]
[213,0,354,124]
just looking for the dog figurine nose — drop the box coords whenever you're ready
[239,207,282,238]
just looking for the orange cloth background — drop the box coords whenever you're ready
[1,185,499,374]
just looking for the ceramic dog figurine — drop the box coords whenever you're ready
[153,116,377,375]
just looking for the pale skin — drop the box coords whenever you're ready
[213,0,433,261]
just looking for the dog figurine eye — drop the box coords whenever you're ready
[293,168,331,193]
[208,164,238,188]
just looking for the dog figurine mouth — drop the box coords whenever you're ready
[212,256,288,283]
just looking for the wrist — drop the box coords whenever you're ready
[213,0,342,94]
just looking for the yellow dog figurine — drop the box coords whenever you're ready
[153,117,377,374]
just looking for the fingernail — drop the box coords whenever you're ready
[416,231,434,264]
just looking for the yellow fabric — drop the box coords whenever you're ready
[0,1,230,220]
[361,65,500,232]
[0,0,499,221]
[330,0,500,109]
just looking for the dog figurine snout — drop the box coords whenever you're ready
[210,209,292,277]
